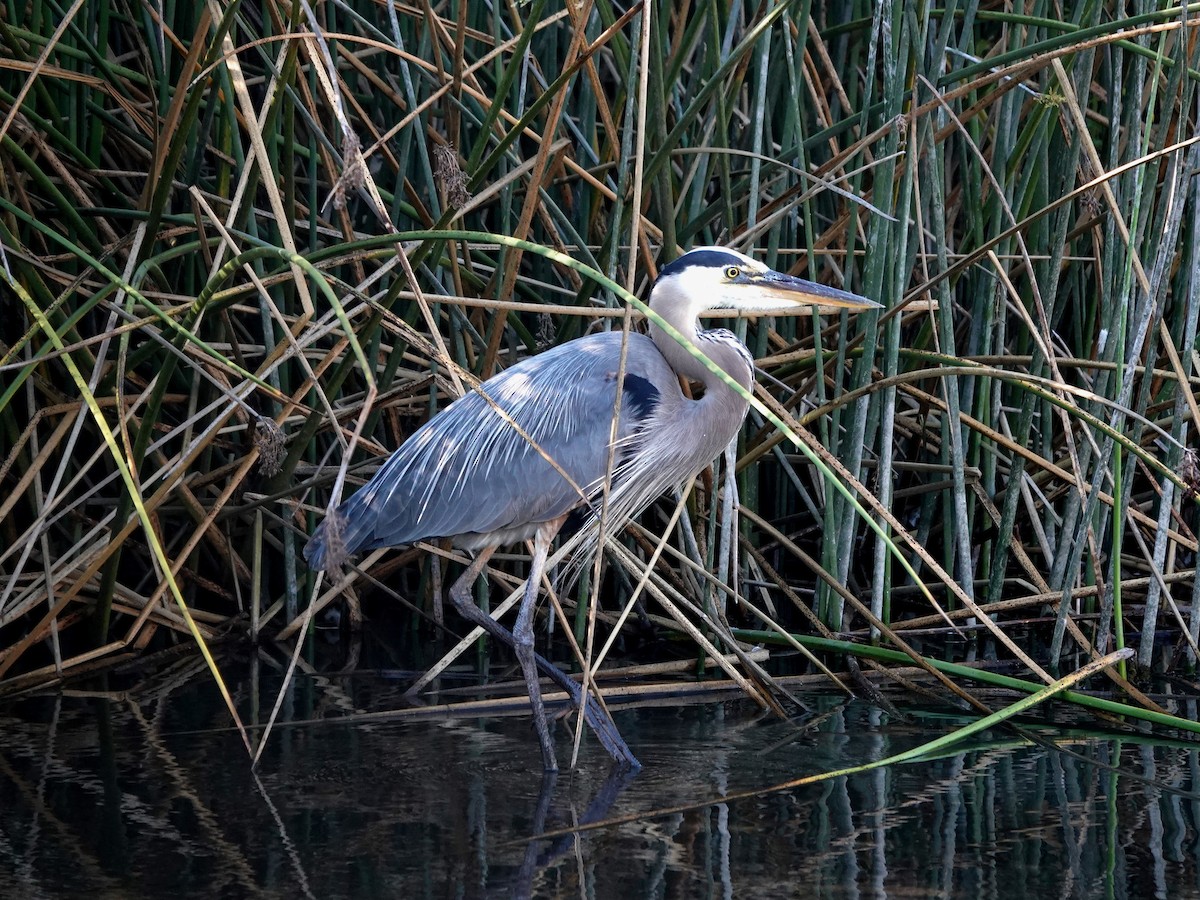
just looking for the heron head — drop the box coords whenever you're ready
[652,246,880,316]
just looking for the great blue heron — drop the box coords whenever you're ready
[304,246,878,771]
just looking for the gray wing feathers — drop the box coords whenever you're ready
[306,332,670,566]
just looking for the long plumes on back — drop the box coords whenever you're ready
[303,333,671,569]
[558,330,754,586]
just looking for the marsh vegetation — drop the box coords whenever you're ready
[4,5,1200,887]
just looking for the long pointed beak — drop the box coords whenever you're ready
[755,270,881,312]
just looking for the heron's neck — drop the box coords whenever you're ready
[649,317,754,397]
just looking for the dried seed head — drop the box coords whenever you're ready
[1181,448,1200,501]
[330,131,367,211]
[254,419,285,476]
[536,312,556,350]
[434,142,471,209]
[319,507,350,571]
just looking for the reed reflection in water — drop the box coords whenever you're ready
[0,661,1198,898]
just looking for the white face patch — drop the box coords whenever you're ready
[665,253,799,314]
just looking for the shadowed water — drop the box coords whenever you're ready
[2,651,1199,898]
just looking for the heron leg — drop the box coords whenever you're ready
[447,545,503,645]
[447,542,557,771]
[446,539,640,771]
[512,523,558,772]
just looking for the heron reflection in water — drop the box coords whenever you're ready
[305,246,878,771]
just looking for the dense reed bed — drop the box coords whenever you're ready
[3,2,1200,742]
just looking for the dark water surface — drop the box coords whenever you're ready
[2,652,1200,899]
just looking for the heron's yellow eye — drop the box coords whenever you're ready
[724,265,740,280]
